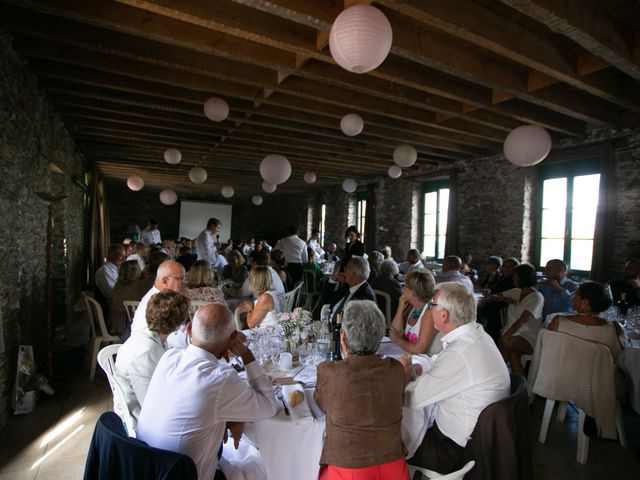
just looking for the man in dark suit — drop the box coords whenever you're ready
[328,256,375,323]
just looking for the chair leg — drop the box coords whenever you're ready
[577,409,590,464]
[556,401,568,422]
[89,339,101,381]
[539,399,555,443]
[616,401,628,449]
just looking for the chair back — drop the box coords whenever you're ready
[280,283,303,312]
[122,301,139,324]
[97,345,137,437]
[373,289,392,327]
[234,308,245,331]
[301,269,322,311]
[84,294,108,338]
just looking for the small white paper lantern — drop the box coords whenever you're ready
[204,97,229,122]
[126,176,144,191]
[252,195,263,206]
[340,113,364,136]
[304,171,317,184]
[159,189,178,206]
[188,166,207,184]
[164,148,181,165]
[262,181,277,193]
[221,186,234,198]
[329,5,393,74]
[503,125,552,167]
[342,178,357,193]
[388,165,402,179]
[259,154,291,185]
[393,144,417,168]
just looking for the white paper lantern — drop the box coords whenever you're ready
[503,125,552,167]
[304,171,317,184]
[221,186,235,198]
[188,166,207,184]
[259,154,291,185]
[164,148,181,165]
[340,113,364,136]
[252,195,263,206]
[262,181,277,193]
[126,176,144,191]
[393,144,417,168]
[388,165,402,179]
[329,5,393,74]
[204,97,229,122]
[342,178,357,193]
[159,189,178,206]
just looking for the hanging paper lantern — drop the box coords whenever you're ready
[221,186,234,198]
[304,171,317,184]
[188,166,207,184]
[503,125,552,167]
[204,97,229,122]
[342,178,357,193]
[262,181,277,193]
[393,144,417,168]
[329,5,393,74]
[259,154,291,185]
[340,113,364,136]
[159,189,178,206]
[388,165,402,179]
[252,195,263,206]
[164,148,181,165]
[126,176,144,191]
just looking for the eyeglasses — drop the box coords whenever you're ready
[427,302,440,311]
[168,276,185,282]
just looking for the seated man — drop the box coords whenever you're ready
[327,256,375,322]
[402,282,510,474]
[538,259,578,318]
[95,244,126,306]
[398,248,424,279]
[609,257,640,306]
[435,256,474,294]
[322,242,340,263]
[137,304,278,480]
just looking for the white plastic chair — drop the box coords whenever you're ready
[279,283,303,313]
[122,300,139,324]
[373,289,392,327]
[84,294,120,381]
[408,460,475,479]
[234,308,245,331]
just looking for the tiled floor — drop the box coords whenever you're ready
[0,372,638,479]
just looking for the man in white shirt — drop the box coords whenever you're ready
[435,255,475,294]
[398,249,425,280]
[137,304,278,480]
[307,228,324,259]
[402,282,510,474]
[138,219,161,245]
[95,244,126,305]
[196,217,227,276]
[275,226,308,283]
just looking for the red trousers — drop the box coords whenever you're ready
[319,458,410,480]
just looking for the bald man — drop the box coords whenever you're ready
[137,304,277,480]
[435,256,474,294]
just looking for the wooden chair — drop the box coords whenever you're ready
[83,294,120,381]
[301,269,323,311]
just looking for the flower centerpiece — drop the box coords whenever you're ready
[276,307,313,353]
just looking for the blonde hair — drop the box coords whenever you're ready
[249,266,274,294]
[227,249,245,266]
[188,260,215,288]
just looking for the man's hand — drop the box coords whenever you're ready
[224,422,244,449]
[224,331,248,357]
[237,300,253,313]
[541,278,564,292]
[399,355,421,384]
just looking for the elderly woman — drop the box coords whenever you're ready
[389,270,442,355]
[109,260,142,336]
[221,249,249,285]
[371,259,403,319]
[315,300,409,480]
[236,266,281,329]
[114,291,189,427]
[367,250,384,284]
[184,260,225,306]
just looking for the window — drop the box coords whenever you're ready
[538,158,600,273]
[320,203,326,245]
[356,192,366,242]
[421,180,449,260]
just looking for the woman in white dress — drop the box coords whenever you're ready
[236,266,281,329]
[489,263,544,376]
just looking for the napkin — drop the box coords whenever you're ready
[293,364,317,387]
[281,384,313,422]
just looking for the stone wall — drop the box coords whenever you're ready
[0,33,84,429]
[611,144,640,272]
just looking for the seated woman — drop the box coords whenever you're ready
[183,260,225,310]
[270,249,294,292]
[490,263,544,376]
[478,255,502,293]
[221,249,249,285]
[114,291,189,427]
[389,270,442,355]
[304,246,323,291]
[315,300,409,480]
[371,259,403,320]
[109,260,141,336]
[236,266,281,329]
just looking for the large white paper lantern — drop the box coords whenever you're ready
[388,165,402,179]
[329,5,393,74]
[259,154,291,185]
[252,195,263,206]
[503,125,552,167]
[262,181,277,193]
[126,176,144,191]
[221,186,234,198]
[340,113,364,136]
[159,189,178,206]
[393,144,417,168]
[304,171,317,184]
[188,166,207,184]
[342,178,357,193]
[164,148,181,165]
[204,97,229,122]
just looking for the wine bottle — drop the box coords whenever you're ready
[332,314,343,361]
[617,292,629,317]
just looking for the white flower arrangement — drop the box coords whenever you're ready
[276,307,313,343]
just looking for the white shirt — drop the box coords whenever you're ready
[131,286,159,333]
[275,234,308,264]
[308,238,324,259]
[236,266,285,298]
[126,253,145,271]
[95,261,119,303]
[196,229,217,264]
[398,260,425,275]
[435,270,475,294]
[137,345,278,480]
[139,228,161,245]
[404,322,510,447]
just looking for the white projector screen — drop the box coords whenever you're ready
[179,200,233,242]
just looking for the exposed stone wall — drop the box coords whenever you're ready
[611,146,640,272]
[0,33,84,429]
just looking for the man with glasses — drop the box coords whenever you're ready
[401,282,510,474]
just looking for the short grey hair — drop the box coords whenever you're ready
[368,251,384,266]
[347,256,370,281]
[380,259,399,277]
[342,300,386,355]
[434,282,477,327]
[191,304,235,352]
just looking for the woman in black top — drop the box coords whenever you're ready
[339,225,365,272]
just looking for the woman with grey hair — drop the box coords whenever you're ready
[371,259,403,321]
[314,300,410,479]
[367,250,384,283]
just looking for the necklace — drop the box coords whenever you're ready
[411,305,425,319]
